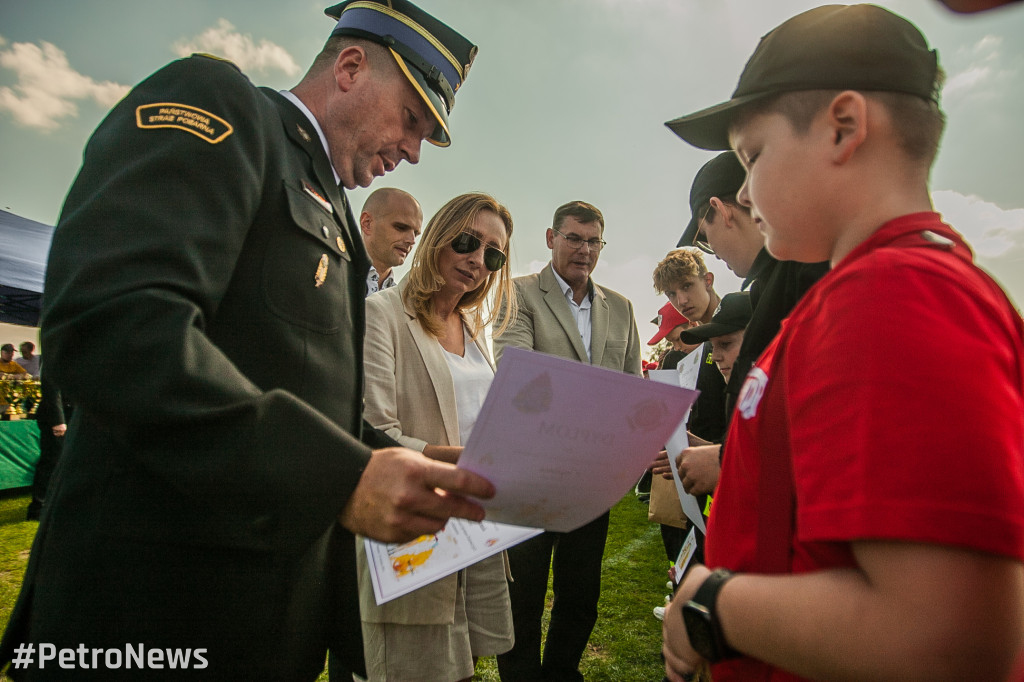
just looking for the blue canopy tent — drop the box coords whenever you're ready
[0,210,55,326]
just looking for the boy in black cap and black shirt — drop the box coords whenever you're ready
[678,292,752,400]
[662,5,1024,681]
[673,153,827,498]
[670,292,753,495]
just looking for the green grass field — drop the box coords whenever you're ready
[0,492,670,681]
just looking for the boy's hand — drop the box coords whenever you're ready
[652,449,673,478]
[663,563,711,680]
[339,447,494,543]
[676,445,721,495]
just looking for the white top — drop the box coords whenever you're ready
[442,326,494,447]
[551,265,593,361]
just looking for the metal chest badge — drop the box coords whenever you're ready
[314,254,329,288]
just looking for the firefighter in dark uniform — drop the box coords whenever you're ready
[0,2,494,679]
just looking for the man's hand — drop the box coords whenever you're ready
[53,424,67,437]
[339,447,494,543]
[676,445,721,495]
[663,563,711,681]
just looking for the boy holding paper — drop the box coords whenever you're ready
[662,5,1024,681]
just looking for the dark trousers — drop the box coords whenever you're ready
[27,421,66,520]
[496,511,610,682]
[660,524,687,563]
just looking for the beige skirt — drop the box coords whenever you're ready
[361,552,513,682]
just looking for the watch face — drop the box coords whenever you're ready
[682,603,718,661]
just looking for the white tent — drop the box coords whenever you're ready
[0,210,54,326]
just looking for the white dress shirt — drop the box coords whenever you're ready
[550,266,593,361]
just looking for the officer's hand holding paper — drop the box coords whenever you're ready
[457,347,699,532]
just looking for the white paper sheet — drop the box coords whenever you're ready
[670,526,698,585]
[364,520,542,605]
[649,364,708,534]
[457,347,700,532]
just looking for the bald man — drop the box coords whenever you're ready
[360,187,423,294]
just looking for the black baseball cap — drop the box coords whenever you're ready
[679,292,752,344]
[665,4,940,151]
[678,152,747,248]
[325,0,478,147]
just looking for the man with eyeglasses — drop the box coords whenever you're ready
[671,152,828,497]
[494,200,641,682]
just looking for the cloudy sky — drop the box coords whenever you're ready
[2,0,1022,351]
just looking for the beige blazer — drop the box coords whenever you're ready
[495,263,642,376]
[357,279,495,624]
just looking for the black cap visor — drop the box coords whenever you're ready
[677,213,700,249]
[665,91,769,152]
[679,322,745,345]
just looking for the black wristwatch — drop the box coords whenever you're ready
[682,568,739,663]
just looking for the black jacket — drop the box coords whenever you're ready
[2,56,388,679]
[725,249,829,419]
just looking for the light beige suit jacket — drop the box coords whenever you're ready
[494,263,642,376]
[358,279,494,624]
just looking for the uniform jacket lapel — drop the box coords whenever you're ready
[264,89,368,274]
[539,264,591,363]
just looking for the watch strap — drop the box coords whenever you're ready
[692,567,734,608]
[686,568,738,661]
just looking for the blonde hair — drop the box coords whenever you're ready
[405,193,518,339]
[652,248,709,295]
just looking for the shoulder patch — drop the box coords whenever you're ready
[136,102,234,144]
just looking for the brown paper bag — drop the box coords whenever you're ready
[647,473,689,529]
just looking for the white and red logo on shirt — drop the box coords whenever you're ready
[737,367,769,420]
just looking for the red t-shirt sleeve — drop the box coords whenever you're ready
[788,250,1024,560]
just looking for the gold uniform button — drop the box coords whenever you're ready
[336,236,346,253]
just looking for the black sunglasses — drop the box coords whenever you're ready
[450,232,506,272]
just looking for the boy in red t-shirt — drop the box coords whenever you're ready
[660,5,1024,682]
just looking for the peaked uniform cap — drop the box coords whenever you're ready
[325,0,478,147]
[665,4,940,151]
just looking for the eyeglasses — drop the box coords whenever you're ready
[692,204,715,255]
[553,228,606,252]
[450,232,507,272]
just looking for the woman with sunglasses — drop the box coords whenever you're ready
[356,192,518,682]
